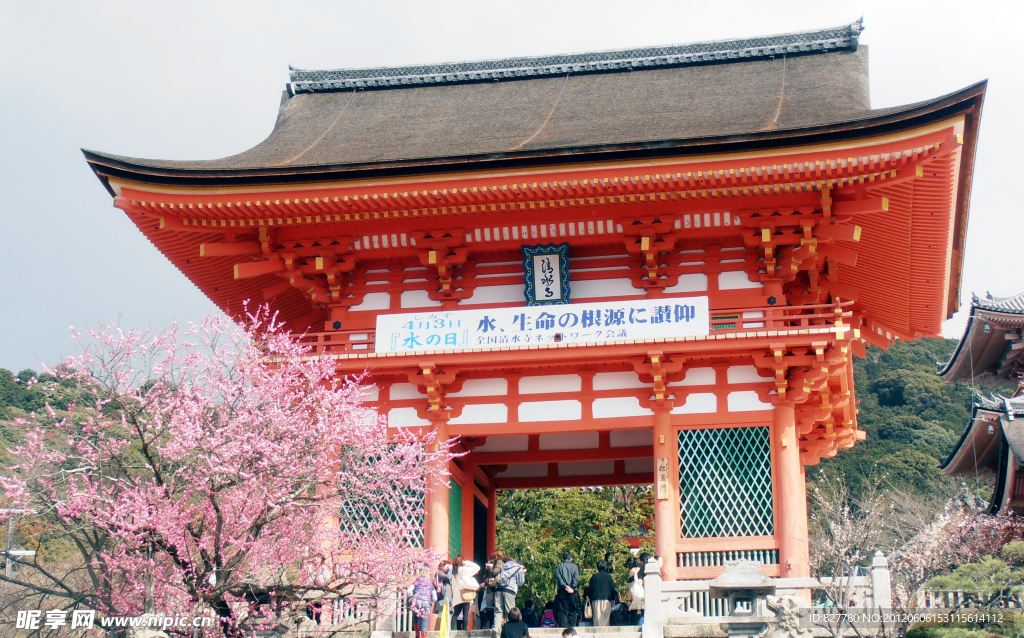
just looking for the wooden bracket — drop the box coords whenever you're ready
[412,229,471,301]
[621,215,679,290]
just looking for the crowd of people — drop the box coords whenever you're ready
[405,551,661,637]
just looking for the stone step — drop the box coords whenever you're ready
[404,628,642,638]
[528,628,642,635]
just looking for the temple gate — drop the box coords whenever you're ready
[84,20,984,581]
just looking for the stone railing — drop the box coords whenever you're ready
[643,552,1010,638]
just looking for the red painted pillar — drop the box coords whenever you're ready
[486,484,497,557]
[774,402,810,577]
[461,469,475,560]
[425,421,450,557]
[652,408,678,581]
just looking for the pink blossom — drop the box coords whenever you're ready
[2,306,451,636]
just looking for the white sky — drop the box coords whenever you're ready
[1,0,1021,372]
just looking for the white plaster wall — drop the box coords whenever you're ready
[349,291,391,311]
[519,374,582,394]
[625,457,655,474]
[474,435,529,453]
[448,404,509,424]
[727,391,775,412]
[727,365,774,384]
[462,284,524,305]
[669,367,716,386]
[495,463,549,478]
[610,428,653,447]
[592,396,655,418]
[718,270,764,290]
[593,371,646,390]
[670,393,718,414]
[449,378,508,397]
[559,460,615,476]
[662,273,708,293]
[539,431,599,450]
[401,290,443,308]
[388,407,430,427]
[388,383,422,400]
[356,385,379,402]
[519,400,583,422]
[571,278,640,299]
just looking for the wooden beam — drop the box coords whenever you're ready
[832,197,887,216]
[200,241,262,257]
[234,260,286,279]
[468,445,652,466]
[495,471,653,490]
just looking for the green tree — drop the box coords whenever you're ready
[496,487,653,606]
[927,542,1024,610]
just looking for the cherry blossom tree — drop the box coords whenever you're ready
[0,309,449,637]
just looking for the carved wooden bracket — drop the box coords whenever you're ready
[753,334,861,465]
[634,351,686,410]
[207,226,361,309]
[621,215,679,290]
[411,229,472,302]
[740,192,866,306]
[407,365,464,423]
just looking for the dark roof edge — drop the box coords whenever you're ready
[940,409,979,471]
[83,80,987,190]
[938,395,1024,470]
[287,20,862,94]
[946,83,987,319]
[938,288,1024,377]
[938,302,979,378]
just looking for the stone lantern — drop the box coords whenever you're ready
[708,560,777,638]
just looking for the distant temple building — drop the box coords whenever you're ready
[941,290,1024,515]
[84,20,985,580]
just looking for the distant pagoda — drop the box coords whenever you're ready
[941,290,1024,514]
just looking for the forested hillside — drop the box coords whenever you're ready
[816,338,981,501]
[0,368,54,467]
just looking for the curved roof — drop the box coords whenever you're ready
[82,21,987,332]
[81,22,916,185]
[939,289,1024,384]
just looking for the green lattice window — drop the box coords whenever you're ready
[449,481,462,556]
[338,485,425,546]
[678,426,773,538]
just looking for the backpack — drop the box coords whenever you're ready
[496,563,518,589]
[486,559,503,588]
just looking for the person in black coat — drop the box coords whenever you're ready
[583,561,617,626]
[553,551,581,628]
[500,607,530,638]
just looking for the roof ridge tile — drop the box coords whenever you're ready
[288,20,862,93]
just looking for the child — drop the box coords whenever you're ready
[408,569,437,638]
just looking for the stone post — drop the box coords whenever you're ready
[871,551,891,610]
[642,558,664,638]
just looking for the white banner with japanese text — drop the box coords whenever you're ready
[375,297,709,354]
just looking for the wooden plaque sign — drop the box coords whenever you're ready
[656,456,670,500]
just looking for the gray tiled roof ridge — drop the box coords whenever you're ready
[288,19,862,93]
[972,288,1024,314]
[973,393,1024,414]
